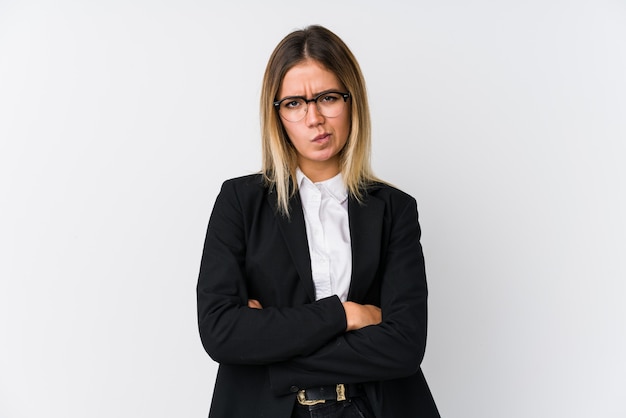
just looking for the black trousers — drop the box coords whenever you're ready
[291,397,375,418]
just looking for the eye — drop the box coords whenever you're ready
[282,99,304,110]
[320,94,340,103]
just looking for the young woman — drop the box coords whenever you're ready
[197,25,440,418]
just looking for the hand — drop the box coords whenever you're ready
[342,301,381,331]
[248,299,263,309]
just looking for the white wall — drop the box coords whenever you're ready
[1,1,624,417]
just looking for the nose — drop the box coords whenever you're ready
[304,101,324,126]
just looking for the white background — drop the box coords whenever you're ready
[1,1,625,417]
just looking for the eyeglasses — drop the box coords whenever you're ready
[273,91,350,122]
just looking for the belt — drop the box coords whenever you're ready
[296,384,365,406]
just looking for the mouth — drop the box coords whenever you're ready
[312,133,331,142]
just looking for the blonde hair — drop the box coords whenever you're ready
[260,25,377,215]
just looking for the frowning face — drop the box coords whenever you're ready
[277,60,350,181]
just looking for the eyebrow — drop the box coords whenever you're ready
[278,88,343,100]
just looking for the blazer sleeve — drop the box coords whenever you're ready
[268,196,429,394]
[197,179,348,365]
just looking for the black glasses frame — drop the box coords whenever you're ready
[273,91,351,111]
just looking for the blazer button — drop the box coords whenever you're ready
[290,385,299,393]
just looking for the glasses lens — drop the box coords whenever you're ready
[317,93,346,118]
[278,98,307,122]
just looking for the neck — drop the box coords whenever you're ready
[298,160,341,183]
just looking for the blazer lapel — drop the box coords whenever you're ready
[270,191,316,302]
[269,186,384,303]
[348,192,385,301]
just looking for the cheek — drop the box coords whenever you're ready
[282,124,307,150]
[282,124,298,142]
[338,115,351,142]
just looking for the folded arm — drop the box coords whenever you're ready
[268,198,428,394]
[197,180,349,364]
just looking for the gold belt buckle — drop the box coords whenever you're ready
[296,384,346,406]
[297,390,326,406]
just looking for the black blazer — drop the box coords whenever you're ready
[197,174,439,417]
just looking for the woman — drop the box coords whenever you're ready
[197,25,440,418]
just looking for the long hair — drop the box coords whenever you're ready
[260,25,377,215]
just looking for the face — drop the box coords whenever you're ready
[277,60,350,181]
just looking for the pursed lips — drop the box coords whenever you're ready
[312,133,330,142]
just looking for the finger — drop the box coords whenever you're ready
[248,299,263,309]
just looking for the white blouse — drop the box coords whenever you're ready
[296,168,352,302]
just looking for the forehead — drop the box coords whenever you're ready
[278,60,343,97]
